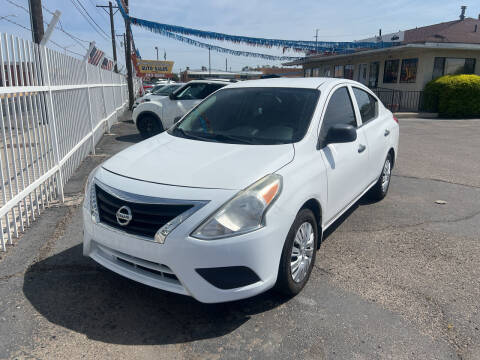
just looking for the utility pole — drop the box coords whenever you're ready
[96,2,119,73]
[108,2,118,73]
[28,0,44,44]
[314,29,319,54]
[124,0,134,110]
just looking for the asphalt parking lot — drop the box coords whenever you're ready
[0,114,479,360]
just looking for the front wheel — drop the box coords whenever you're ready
[137,114,163,139]
[368,153,393,201]
[276,209,318,296]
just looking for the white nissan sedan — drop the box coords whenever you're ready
[83,78,399,303]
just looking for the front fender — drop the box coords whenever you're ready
[132,102,164,126]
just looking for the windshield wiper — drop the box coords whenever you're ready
[205,133,257,144]
[173,128,256,144]
[173,128,215,141]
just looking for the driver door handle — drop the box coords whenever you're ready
[358,144,367,153]
[384,129,390,136]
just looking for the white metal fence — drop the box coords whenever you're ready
[0,32,138,251]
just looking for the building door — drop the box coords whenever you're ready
[357,64,368,85]
[368,62,380,88]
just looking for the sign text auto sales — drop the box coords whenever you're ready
[137,60,174,75]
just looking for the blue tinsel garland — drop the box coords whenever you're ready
[115,0,388,59]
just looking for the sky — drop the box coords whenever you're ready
[1,0,479,73]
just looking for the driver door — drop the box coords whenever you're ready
[318,85,370,224]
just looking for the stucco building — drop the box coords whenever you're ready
[285,14,480,96]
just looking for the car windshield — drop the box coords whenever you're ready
[152,84,181,96]
[149,85,164,92]
[169,87,319,145]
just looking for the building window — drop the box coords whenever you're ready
[445,58,476,75]
[305,68,312,77]
[344,65,354,79]
[383,59,400,83]
[400,58,418,83]
[369,62,379,88]
[334,65,344,78]
[432,57,476,79]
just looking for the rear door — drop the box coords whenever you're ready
[318,85,370,223]
[351,86,391,183]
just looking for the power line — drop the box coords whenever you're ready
[87,0,111,23]
[76,0,109,36]
[4,0,89,49]
[70,0,109,39]
[0,14,30,31]
[3,0,122,64]
[0,15,83,56]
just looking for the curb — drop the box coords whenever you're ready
[394,112,438,119]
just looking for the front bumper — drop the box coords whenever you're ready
[83,169,292,303]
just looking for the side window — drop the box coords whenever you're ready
[319,87,357,147]
[198,83,225,99]
[175,83,208,100]
[352,88,378,124]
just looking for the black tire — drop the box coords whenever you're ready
[276,208,318,296]
[137,114,163,139]
[368,152,393,201]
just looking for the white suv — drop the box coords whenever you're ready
[83,78,399,303]
[132,80,229,138]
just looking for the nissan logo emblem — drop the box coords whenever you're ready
[116,205,132,226]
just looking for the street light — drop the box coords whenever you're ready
[155,46,158,60]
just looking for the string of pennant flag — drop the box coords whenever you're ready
[115,0,393,60]
[88,44,115,70]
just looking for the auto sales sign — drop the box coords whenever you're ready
[137,60,174,75]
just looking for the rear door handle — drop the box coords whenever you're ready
[358,144,366,153]
[384,129,390,136]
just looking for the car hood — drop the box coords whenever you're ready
[102,132,295,190]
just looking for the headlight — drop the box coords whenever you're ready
[84,165,100,223]
[192,174,282,240]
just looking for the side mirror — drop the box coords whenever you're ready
[324,124,357,146]
[169,93,175,100]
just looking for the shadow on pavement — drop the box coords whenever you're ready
[322,193,377,241]
[23,244,290,345]
[115,133,143,143]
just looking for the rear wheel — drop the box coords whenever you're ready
[137,114,163,139]
[368,153,393,201]
[276,209,318,296]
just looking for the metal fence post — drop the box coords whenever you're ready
[84,62,96,155]
[111,71,118,124]
[99,66,109,133]
[41,46,64,202]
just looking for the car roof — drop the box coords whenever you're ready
[224,77,357,89]
[187,79,232,85]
